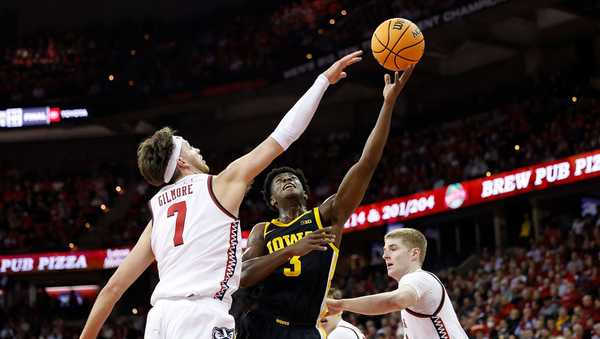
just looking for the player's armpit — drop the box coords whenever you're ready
[392,283,419,310]
[322,163,376,225]
[212,138,283,217]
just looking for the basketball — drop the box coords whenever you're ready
[371,18,425,71]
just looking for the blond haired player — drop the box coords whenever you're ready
[79,50,363,339]
[327,228,468,339]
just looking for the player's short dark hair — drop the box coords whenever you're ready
[262,166,310,210]
[137,127,177,186]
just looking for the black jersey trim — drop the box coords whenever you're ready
[270,209,312,227]
[314,207,339,252]
[207,175,238,220]
[338,325,362,339]
[431,316,450,338]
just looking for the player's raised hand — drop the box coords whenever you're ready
[382,65,415,103]
[288,227,336,257]
[323,50,363,84]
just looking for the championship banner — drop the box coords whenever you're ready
[343,149,600,231]
[283,0,510,79]
[0,248,130,274]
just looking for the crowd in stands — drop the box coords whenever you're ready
[0,278,145,338]
[1,87,598,253]
[237,92,600,225]
[1,209,598,338]
[0,165,127,253]
[0,0,474,106]
[329,212,600,338]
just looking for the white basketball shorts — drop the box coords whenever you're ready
[144,298,235,339]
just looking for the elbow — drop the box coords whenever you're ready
[357,159,378,173]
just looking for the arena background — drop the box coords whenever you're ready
[0,0,599,338]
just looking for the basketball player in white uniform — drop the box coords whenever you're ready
[320,289,366,339]
[79,50,363,339]
[322,316,365,339]
[327,228,468,339]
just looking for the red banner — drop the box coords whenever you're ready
[3,150,598,269]
[342,149,600,232]
[0,248,130,274]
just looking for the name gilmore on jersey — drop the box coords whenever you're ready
[158,184,194,206]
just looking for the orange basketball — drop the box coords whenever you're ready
[371,18,425,71]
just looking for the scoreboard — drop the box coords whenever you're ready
[0,106,88,128]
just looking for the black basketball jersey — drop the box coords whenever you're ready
[257,207,338,325]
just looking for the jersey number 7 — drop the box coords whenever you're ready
[167,201,187,246]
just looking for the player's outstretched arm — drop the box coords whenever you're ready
[240,224,335,287]
[212,51,363,217]
[80,221,155,339]
[320,67,414,238]
[326,283,418,316]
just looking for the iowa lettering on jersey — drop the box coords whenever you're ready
[266,230,313,254]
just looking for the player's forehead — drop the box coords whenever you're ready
[384,237,407,249]
[273,172,299,182]
[182,139,199,151]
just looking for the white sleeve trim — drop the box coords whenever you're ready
[270,74,329,150]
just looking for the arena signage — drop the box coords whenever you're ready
[342,149,600,231]
[0,248,130,274]
[0,106,88,128]
[283,0,510,79]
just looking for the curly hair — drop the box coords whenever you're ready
[262,166,310,210]
[137,127,177,186]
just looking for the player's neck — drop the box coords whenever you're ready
[408,264,421,274]
[277,204,306,223]
[398,264,421,280]
[173,168,202,182]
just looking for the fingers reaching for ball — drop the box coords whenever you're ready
[323,50,363,84]
[382,65,415,102]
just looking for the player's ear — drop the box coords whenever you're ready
[411,248,420,260]
[270,197,277,208]
[177,157,190,170]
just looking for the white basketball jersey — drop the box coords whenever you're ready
[329,319,366,339]
[399,270,468,339]
[148,174,241,307]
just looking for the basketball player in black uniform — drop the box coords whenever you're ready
[236,66,415,339]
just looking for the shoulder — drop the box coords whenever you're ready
[317,194,336,222]
[398,270,439,298]
[243,222,268,260]
[400,270,437,284]
[250,222,268,237]
[247,222,270,244]
[331,320,364,339]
